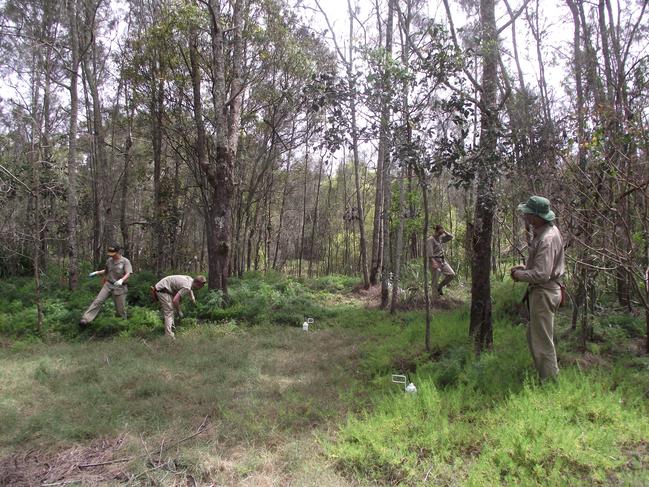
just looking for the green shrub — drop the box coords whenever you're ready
[593,312,645,340]
[308,274,358,293]
[125,270,159,308]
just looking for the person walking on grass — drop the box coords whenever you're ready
[152,275,206,338]
[427,224,455,296]
[511,196,565,381]
[79,243,132,328]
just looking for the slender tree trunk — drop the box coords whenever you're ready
[272,123,295,270]
[120,110,132,257]
[151,50,165,275]
[298,132,309,278]
[391,168,407,313]
[308,156,324,277]
[81,0,111,261]
[421,174,431,351]
[66,0,80,290]
[346,0,370,288]
[30,45,44,335]
[379,0,394,307]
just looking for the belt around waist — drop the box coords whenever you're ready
[155,287,173,295]
[529,281,562,290]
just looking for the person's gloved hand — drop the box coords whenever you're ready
[88,271,98,277]
[114,278,124,286]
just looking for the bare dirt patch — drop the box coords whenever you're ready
[562,351,612,370]
[352,284,464,311]
[0,435,130,486]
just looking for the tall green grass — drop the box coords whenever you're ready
[327,281,649,486]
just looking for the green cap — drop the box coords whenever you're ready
[517,196,555,222]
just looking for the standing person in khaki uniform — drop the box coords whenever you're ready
[426,224,456,296]
[511,196,565,381]
[153,275,206,338]
[80,243,132,328]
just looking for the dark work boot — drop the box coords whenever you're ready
[437,285,444,296]
[79,319,89,329]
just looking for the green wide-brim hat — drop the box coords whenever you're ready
[517,196,555,222]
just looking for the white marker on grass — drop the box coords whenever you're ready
[302,317,314,331]
[391,374,417,393]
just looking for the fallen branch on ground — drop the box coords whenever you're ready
[77,416,210,469]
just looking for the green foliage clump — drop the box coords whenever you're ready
[196,274,333,327]
[307,274,358,293]
[125,270,159,307]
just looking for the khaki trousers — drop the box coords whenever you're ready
[81,283,127,322]
[527,286,561,380]
[158,293,176,337]
[431,257,456,290]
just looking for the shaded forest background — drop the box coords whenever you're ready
[0,0,648,351]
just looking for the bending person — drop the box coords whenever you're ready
[152,275,206,338]
[80,243,132,328]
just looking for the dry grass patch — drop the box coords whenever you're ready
[0,324,366,486]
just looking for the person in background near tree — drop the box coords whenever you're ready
[79,243,132,328]
[427,224,455,296]
[152,275,206,338]
[511,196,565,381]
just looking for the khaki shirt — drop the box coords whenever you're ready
[516,224,565,289]
[105,256,132,284]
[155,275,195,301]
[426,232,453,258]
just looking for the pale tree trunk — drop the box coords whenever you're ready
[324,164,334,274]
[390,0,411,313]
[308,155,324,277]
[273,122,296,270]
[369,0,387,286]
[526,0,552,122]
[81,0,111,264]
[66,0,80,290]
[346,0,370,288]
[380,0,394,308]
